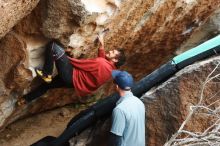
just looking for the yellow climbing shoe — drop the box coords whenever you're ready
[42,75,52,83]
[36,69,52,83]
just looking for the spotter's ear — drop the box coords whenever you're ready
[114,84,118,89]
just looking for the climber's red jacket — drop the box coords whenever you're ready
[68,47,116,97]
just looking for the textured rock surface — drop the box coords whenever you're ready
[0,0,40,38]
[177,8,220,54]
[68,56,220,146]
[0,0,220,132]
[0,106,80,146]
[40,0,88,41]
[103,0,220,79]
[142,56,220,146]
[0,32,31,127]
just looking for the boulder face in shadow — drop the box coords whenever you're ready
[0,32,31,128]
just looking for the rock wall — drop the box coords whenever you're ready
[102,0,220,79]
[142,55,220,146]
[177,8,220,54]
[0,0,220,131]
[0,0,40,38]
[0,33,31,127]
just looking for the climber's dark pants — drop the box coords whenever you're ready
[23,42,74,103]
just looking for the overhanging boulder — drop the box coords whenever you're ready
[0,0,40,38]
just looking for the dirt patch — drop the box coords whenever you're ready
[0,105,81,146]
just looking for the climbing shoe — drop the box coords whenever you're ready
[35,69,52,83]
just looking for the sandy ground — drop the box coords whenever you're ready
[0,106,81,146]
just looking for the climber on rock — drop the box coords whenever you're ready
[17,29,126,106]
